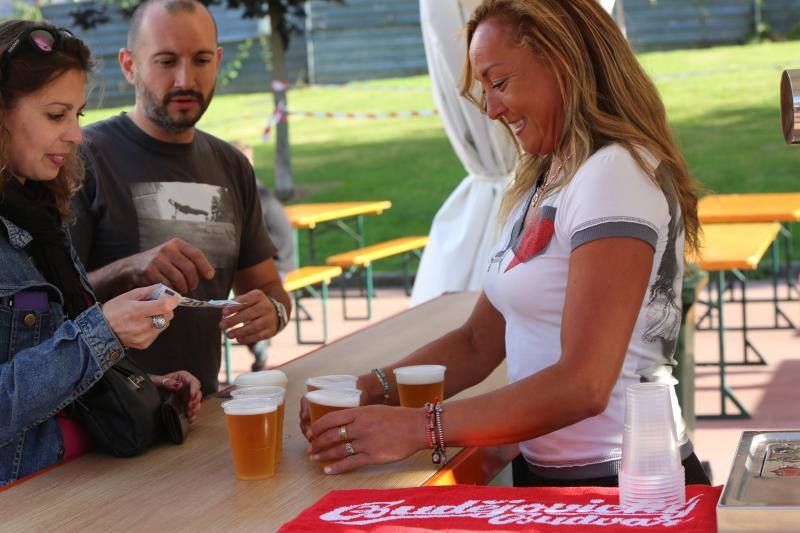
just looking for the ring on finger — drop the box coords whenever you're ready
[161,377,170,386]
[344,442,355,456]
[338,425,349,442]
[151,315,167,329]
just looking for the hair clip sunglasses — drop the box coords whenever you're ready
[1,26,74,71]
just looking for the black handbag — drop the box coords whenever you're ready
[72,358,165,457]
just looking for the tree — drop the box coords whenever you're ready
[71,0,343,201]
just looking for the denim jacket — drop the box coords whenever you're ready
[0,215,125,487]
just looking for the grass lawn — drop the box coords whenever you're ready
[84,40,800,269]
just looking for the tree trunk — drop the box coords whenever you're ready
[269,9,294,201]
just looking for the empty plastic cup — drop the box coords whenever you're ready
[234,369,288,389]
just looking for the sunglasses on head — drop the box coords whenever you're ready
[1,26,74,72]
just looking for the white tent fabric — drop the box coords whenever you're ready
[412,0,618,306]
[411,0,516,306]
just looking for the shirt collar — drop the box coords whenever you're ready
[0,215,33,248]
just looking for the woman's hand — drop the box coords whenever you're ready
[151,370,203,423]
[306,405,428,474]
[101,285,180,349]
[299,386,372,440]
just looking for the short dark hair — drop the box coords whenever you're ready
[127,0,218,51]
[0,19,94,218]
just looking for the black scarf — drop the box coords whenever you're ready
[0,179,90,319]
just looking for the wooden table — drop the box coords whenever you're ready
[285,201,392,264]
[691,222,782,419]
[699,192,800,306]
[0,292,515,531]
[698,192,800,224]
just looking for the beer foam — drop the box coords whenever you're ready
[305,388,361,408]
[231,385,285,402]
[306,374,358,390]
[393,365,446,385]
[222,398,277,415]
[234,370,288,388]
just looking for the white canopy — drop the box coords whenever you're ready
[411,0,516,305]
[411,0,617,306]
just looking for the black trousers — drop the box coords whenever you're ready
[512,452,711,487]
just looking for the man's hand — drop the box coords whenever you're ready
[124,237,214,294]
[219,289,279,345]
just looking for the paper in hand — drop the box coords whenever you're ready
[178,296,240,308]
[146,283,240,308]
[146,283,177,301]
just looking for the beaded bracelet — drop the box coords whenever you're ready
[371,368,390,404]
[424,399,446,464]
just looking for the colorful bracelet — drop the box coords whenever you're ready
[424,398,446,465]
[371,368,390,404]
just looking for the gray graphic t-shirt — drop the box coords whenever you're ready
[71,113,276,395]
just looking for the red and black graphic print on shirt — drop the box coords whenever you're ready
[505,205,557,272]
[487,196,557,274]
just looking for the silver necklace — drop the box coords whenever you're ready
[530,155,571,209]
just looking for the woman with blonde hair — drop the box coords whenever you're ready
[304,0,709,487]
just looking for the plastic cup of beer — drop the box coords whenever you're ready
[222,398,277,480]
[305,388,361,467]
[393,365,446,408]
[306,374,357,392]
[231,385,286,464]
[234,369,288,389]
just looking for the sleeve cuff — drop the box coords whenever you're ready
[571,220,658,252]
[73,303,126,371]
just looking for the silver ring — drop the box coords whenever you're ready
[151,315,167,329]
[344,442,355,456]
[338,425,349,442]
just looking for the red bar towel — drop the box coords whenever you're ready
[279,484,722,532]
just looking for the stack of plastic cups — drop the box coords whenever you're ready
[619,383,686,509]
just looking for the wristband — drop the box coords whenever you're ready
[267,295,288,333]
[371,368,390,404]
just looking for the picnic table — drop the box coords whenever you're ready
[699,192,800,315]
[284,201,392,265]
[0,292,519,531]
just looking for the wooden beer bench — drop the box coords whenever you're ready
[326,235,429,320]
[691,222,782,419]
[283,265,342,344]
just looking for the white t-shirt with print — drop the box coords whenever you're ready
[484,144,689,473]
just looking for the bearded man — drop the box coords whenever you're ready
[71,0,290,396]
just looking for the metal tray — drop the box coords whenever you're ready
[717,431,800,532]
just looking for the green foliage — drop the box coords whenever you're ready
[9,1,42,21]
[219,37,254,87]
[84,42,800,270]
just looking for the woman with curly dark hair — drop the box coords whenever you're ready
[0,19,196,486]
